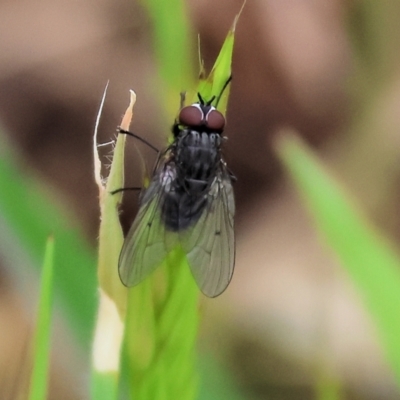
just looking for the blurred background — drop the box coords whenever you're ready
[1,0,400,398]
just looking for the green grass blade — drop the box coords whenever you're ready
[141,0,193,89]
[95,86,129,314]
[196,5,244,114]
[140,0,194,117]
[276,132,400,388]
[124,247,199,400]
[90,90,136,400]
[28,236,55,400]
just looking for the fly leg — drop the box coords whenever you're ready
[114,128,160,196]
[117,127,159,153]
[171,92,187,137]
[228,169,237,183]
[110,187,141,195]
[215,75,232,108]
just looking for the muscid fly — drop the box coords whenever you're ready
[118,89,235,297]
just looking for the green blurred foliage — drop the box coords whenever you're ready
[277,133,400,390]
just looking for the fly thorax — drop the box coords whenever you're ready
[176,130,221,185]
[160,164,176,192]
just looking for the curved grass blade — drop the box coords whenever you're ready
[28,236,55,400]
[95,87,131,313]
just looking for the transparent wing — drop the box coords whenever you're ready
[179,169,235,297]
[118,167,178,287]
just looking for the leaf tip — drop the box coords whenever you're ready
[94,82,110,192]
[232,0,246,32]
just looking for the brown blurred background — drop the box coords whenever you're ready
[1,0,400,398]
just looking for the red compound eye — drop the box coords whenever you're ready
[179,105,203,127]
[206,109,225,131]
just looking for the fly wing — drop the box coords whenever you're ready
[179,169,235,297]
[118,163,178,287]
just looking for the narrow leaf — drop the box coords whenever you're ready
[196,3,244,114]
[28,236,55,400]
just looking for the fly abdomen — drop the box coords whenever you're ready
[162,189,208,231]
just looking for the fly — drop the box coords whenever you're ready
[118,85,235,297]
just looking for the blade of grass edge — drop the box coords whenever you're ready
[28,236,55,400]
[276,131,400,388]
